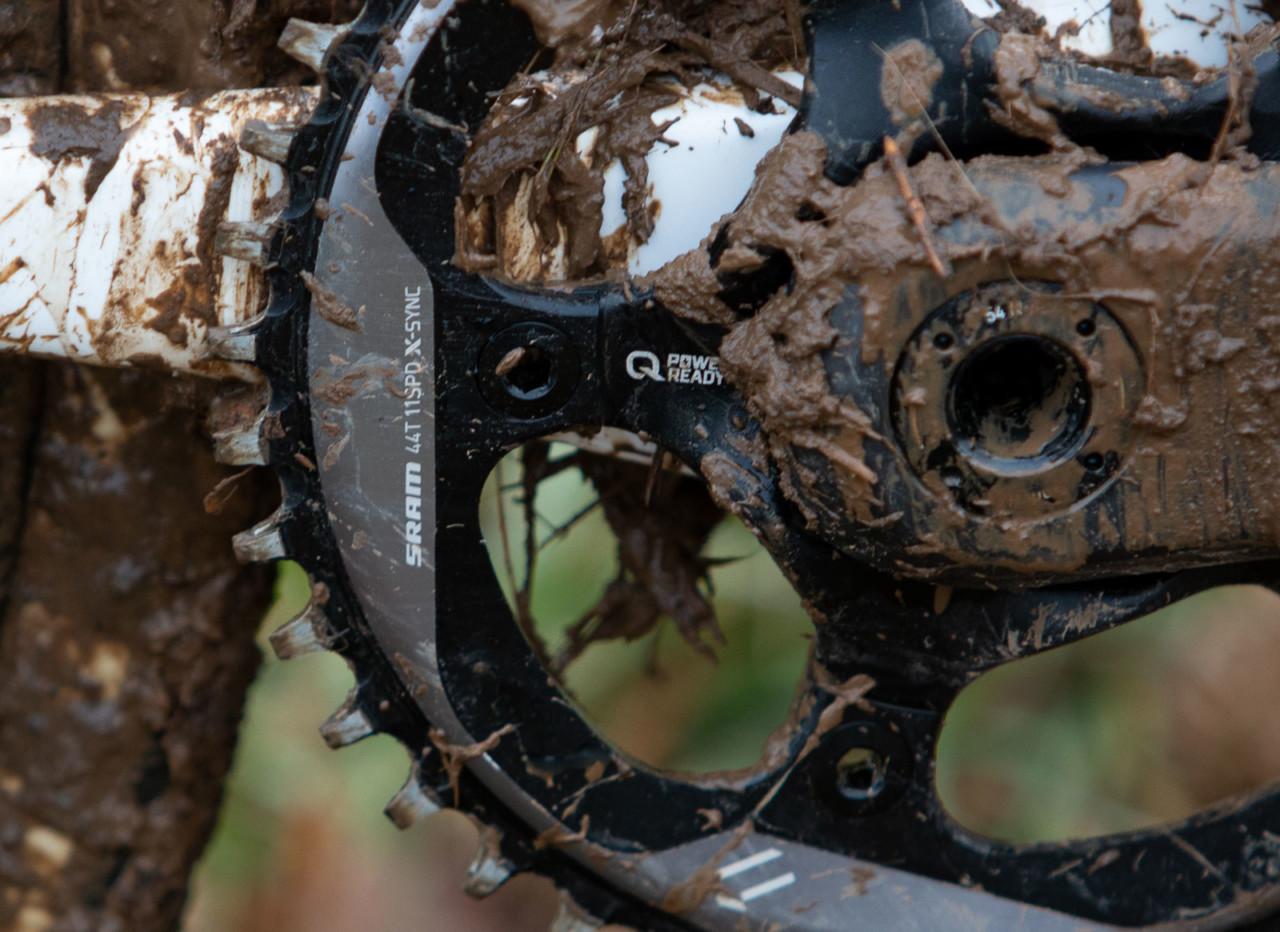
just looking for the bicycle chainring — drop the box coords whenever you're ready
[218,0,1280,928]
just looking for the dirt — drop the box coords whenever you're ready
[633,21,1280,578]
[133,134,246,350]
[63,0,362,92]
[301,270,364,331]
[455,0,805,282]
[558,452,726,665]
[660,821,752,913]
[429,723,517,805]
[845,865,876,896]
[533,814,590,849]
[878,39,943,129]
[26,98,133,201]
[510,0,620,47]
[0,366,277,932]
[1106,0,1153,71]
[0,2,355,930]
[798,673,874,761]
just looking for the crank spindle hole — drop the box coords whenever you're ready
[948,336,1090,463]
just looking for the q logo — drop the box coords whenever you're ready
[625,349,665,382]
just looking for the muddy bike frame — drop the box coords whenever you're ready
[0,0,1253,380]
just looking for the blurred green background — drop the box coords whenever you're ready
[183,450,1280,930]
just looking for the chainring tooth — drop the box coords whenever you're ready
[230,508,289,563]
[318,691,376,748]
[239,3,773,928]
[548,893,605,932]
[208,0,543,911]
[211,407,270,466]
[277,18,352,73]
[462,844,516,899]
[207,317,266,363]
[214,219,278,268]
[384,762,443,829]
[268,598,334,660]
[238,120,300,164]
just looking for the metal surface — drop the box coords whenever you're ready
[0,88,316,378]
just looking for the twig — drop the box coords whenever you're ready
[872,42,984,203]
[538,498,602,551]
[643,444,666,508]
[882,136,950,279]
[401,79,469,137]
[493,459,523,606]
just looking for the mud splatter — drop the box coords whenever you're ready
[661,821,752,913]
[302,270,364,331]
[27,97,133,200]
[878,39,942,127]
[455,0,804,282]
[429,723,518,805]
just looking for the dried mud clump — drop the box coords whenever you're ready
[455,0,804,282]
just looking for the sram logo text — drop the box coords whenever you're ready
[405,461,426,568]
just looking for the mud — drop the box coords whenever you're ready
[1106,0,1153,71]
[845,865,876,896]
[798,673,874,760]
[631,21,1280,578]
[0,366,276,932]
[429,723,518,805]
[558,452,726,664]
[660,821,752,912]
[455,0,804,282]
[878,40,943,129]
[0,2,351,929]
[64,0,362,91]
[301,271,364,331]
[27,98,131,201]
[511,0,619,47]
[533,814,590,849]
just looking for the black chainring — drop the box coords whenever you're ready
[245,0,1280,927]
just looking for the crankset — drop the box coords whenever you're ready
[208,0,1280,927]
